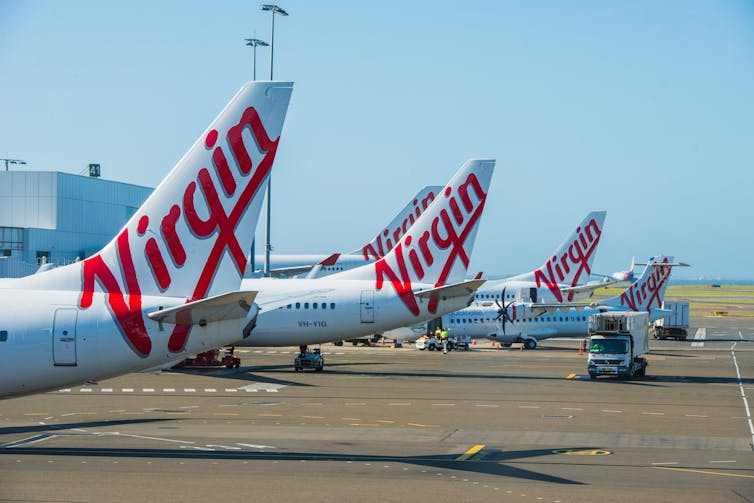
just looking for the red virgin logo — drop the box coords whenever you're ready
[373,173,486,315]
[79,106,280,357]
[533,218,602,302]
[362,191,436,261]
[619,259,671,312]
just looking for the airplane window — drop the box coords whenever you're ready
[286,304,291,309]
[296,302,301,309]
[322,303,326,310]
[313,303,318,310]
[330,303,335,309]
[0,330,6,342]
[304,303,309,309]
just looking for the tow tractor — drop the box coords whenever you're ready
[294,345,324,372]
[174,347,240,369]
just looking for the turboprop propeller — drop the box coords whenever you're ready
[494,287,516,335]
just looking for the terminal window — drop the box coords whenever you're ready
[0,227,23,251]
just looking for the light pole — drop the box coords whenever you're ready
[244,38,269,80]
[260,4,288,277]
[2,158,26,171]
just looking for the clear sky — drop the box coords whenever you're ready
[1,1,753,279]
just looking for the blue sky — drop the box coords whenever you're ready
[1,1,753,279]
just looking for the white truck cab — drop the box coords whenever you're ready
[587,312,649,380]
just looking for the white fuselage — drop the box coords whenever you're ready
[236,277,475,347]
[0,282,252,398]
[250,254,372,277]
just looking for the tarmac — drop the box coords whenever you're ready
[1,317,752,502]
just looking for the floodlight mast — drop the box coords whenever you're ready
[2,158,26,171]
[244,38,269,81]
[260,4,288,277]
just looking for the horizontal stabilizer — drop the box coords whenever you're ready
[414,279,486,299]
[148,291,258,325]
[559,282,611,296]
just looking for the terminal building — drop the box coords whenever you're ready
[0,168,152,278]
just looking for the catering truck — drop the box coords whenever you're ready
[653,301,689,340]
[587,311,649,380]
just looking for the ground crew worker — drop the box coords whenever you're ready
[440,327,450,354]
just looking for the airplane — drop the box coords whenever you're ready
[381,210,609,344]
[0,80,293,398]
[611,256,636,282]
[232,159,495,349]
[470,210,608,307]
[436,255,684,349]
[248,185,442,278]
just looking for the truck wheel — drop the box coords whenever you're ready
[295,367,301,372]
[589,373,597,380]
[334,341,343,346]
[352,341,358,346]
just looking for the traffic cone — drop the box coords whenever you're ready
[520,344,524,352]
[471,339,476,346]
[578,339,583,355]
[381,338,385,346]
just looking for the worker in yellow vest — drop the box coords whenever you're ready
[440,327,450,354]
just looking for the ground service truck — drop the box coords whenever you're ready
[587,311,649,380]
[653,301,689,340]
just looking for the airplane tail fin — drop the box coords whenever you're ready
[515,210,606,302]
[79,81,293,300]
[352,185,443,261]
[601,256,677,316]
[334,159,495,312]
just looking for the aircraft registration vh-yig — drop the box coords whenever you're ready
[0,81,293,398]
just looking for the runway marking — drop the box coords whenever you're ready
[204,389,217,393]
[213,413,239,416]
[23,413,48,416]
[59,389,71,393]
[602,410,623,413]
[388,402,411,406]
[642,412,665,415]
[729,343,754,449]
[456,444,485,461]
[709,460,736,463]
[257,414,282,417]
[554,449,611,456]
[341,417,361,421]
[407,422,439,428]
[651,462,678,465]
[102,388,113,393]
[163,388,175,393]
[302,415,324,419]
[184,388,196,393]
[561,407,583,411]
[519,406,541,409]
[122,388,134,393]
[691,328,706,347]
[475,404,499,408]
[685,414,708,418]
[376,420,395,424]
[79,388,92,393]
[225,389,238,393]
[143,388,154,393]
[654,466,754,479]
[237,443,275,449]
[431,403,456,407]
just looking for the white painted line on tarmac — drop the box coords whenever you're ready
[730,344,754,449]
[225,389,237,393]
[266,389,278,393]
[642,412,665,415]
[651,462,679,466]
[184,388,196,393]
[122,388,134,393]
[602,410,623,413]
[561,407,583,411]
[432,403,456,407]
[691,327,706,347]
[245,389,258,392]
[519,406,541,409]
[59,389,71,393]
[685,414,708,418]
[79,388,92,393]
[163,388,175,393]
[475,404,499,408]
[710,460,736,463]
[143,388,154,393]
[101,388,113,393]
[204,389,217,393]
